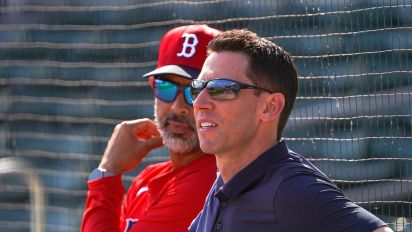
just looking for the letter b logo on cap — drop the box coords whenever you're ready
[177,33,199,58]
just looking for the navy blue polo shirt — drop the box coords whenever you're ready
[189,140,387,232]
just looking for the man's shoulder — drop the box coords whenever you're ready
[268,155,342,203]
[189,154,216,168]
[275,150,330,180]
[142,154,216,177]
[178,154,217,178]
[138,160,173,176]
[260,152,336,194]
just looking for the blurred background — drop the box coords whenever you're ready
[0,0,411,231]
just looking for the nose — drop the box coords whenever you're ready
[193,87,213,113]
[170,91,190,115]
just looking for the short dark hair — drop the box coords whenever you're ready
[208,29,298,140]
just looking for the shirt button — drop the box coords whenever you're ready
[221,200,227,208]
[216,223,222,231]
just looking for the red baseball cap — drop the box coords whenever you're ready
[143,24,222,79]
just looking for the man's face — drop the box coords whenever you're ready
[153,75,200,154]
[193,51,263,156]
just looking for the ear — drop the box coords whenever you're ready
[148,76,155,88]
[260,93,285,122]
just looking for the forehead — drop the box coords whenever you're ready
[156,74,191,86]
[199,51,250,83]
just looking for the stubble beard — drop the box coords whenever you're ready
[154,111,200,154]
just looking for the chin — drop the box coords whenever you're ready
[199,141,216,155]
[163,132,200,154]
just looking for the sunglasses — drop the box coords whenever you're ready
[151,76,193,105]
[190,78,273,101]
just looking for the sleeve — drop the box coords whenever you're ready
[81,175,125,232]
[274,175,388,232]
[129,162,216,232]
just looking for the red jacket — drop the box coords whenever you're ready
[82,154,216,232]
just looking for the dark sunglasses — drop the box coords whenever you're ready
[190,78,273,101]
[152,76,193,105]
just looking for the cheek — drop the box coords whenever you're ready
[187,108,196,120]
[228,103,259,127]
[154,100,169,119]
[220,109,243,130]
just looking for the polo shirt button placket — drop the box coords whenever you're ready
[221,200,227,208]
[216,222,222,231]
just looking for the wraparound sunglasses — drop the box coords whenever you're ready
[190,78,273,101]
[151,76,194,105]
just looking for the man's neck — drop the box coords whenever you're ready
[169,149,206,169]
[217,138,278,183]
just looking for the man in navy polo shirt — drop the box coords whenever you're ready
[189,29,393,232]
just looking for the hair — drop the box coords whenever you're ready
[207,29,298,140]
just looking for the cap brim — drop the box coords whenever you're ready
[142,65,200,79]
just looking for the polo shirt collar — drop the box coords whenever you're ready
[214,140,290,200]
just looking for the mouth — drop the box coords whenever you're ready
[198,120,218,131]
[166,120,193,135]
[200,122,217,129]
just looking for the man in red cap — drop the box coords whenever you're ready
[81,25,221,232]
